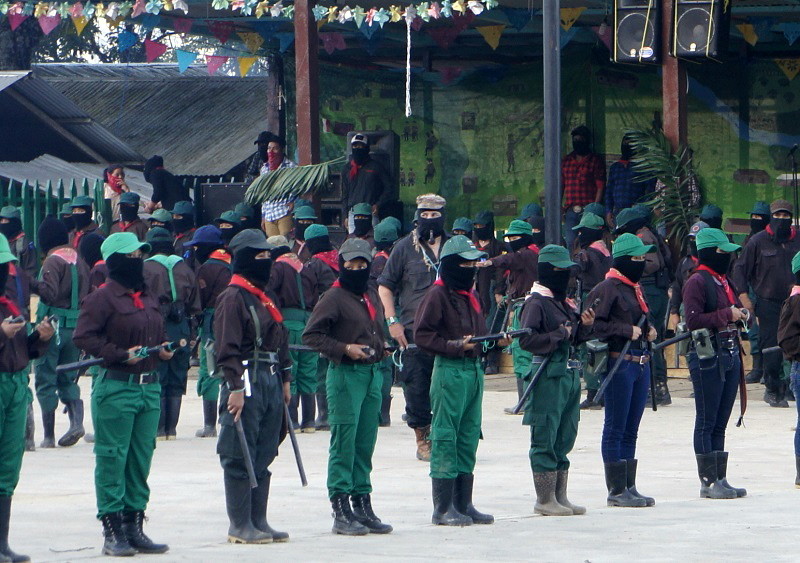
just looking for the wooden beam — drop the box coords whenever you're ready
[661,0,687,151]
[266,53,286,142]
[294,0,320,165]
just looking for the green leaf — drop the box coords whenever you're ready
[245,156,347,205]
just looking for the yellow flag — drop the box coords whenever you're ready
[239,56,258,77]
[238,32,264,54]
[72,15,88,35]
[327,6,338,23]
[775,58,800,81]
[560,7,585,31]
[477,24,505,50]
[452,0,466,13]
[736,23,758,46]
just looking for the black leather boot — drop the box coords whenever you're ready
[58,399,85,447]
[195,400,218,438]
[165,396,182,439]
[696,453,736,499]
[625,459,655,506]
[655,378,672,406]
[315,392,330,431]
[40,410,55,449]
[580,389,602,410]
[288,394,299,427]
[431,478,472,526]
[300,393,316,433]
[453,473,494,524]
[100,512,136,557]
[330,494,368,535]
[351,494,393,533]
[157,397,167,440]
[555,470,586,515]
[224,474,271,544]
[24,405,34,453]
[715,451,746,497]
[604,461,647,507]
[0,496,29,563]
[379,395,391,427]
[745,352,763,384]
[121,511,169,554]
[251,474,289,542]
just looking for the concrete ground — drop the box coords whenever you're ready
[11,373,800,562]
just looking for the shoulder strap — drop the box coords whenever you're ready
[146,254,182,302]
[70,263,79,309]
[697,270,718,313]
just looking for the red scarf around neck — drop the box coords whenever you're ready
[348,161,362,180]
[103,281,144,309]
[316,249,340,272]
[0,296,21,317]
[229,274,283,322]
[606,268,649,313]
[527,243,540,254]
[434,278,482,315]
[589,240,610,257]
[695,264,735,306]
[332,279,376,320]
[766,224,797,241]
[209,249,231,264]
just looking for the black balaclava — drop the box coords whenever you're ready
[417,213,445,243]
[233,246,272,288]
[612,255,646,283]
[338,258,371,294]
[577,227,603,247]
[150,240,175,256]
[306,235,332,256]
[750,215,769,235]
[0,218,22,240]
[352,145,370,166]
[61,214,75,233]
[37,216,69,255]
[440,254,476,292]
[0,263,9,295]
[353,217,372,238]
[702,216,722,229]
[698,247,731,275]
[172,215,194,234]
[143,155,164,183]
[538,262,570,301]
[72,208,93,230]
[529,217,546,246]
[375,240,394,253]
[294,220,314,242]
[107,253,145,291]
[194,243,222,265]
[620,139,634,161]
[617,217,647,236]
[270,246,291,260]
[79,232,105,268]
[119,204,139,223]
[219,224,240,245]
[474,224,493,241]
[508,234,534,253]
[770,215,793,242]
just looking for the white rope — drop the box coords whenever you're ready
[405,17,412,117]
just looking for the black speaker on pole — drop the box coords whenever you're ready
[671,0,731,61]
[612,0,661,64]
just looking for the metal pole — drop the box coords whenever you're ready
[543,0,562,245]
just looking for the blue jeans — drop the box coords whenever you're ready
[601,358,650,462]
[563,208,581,249]
[791,362,800,456]
[688,348,741,454]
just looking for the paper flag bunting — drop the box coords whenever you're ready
[118,29,138,50]
[206,55,229,75]
[71,15,88,34]
[176,49,197,73]
[275,32,294,53]
[428,2,440,19]
[503,7,531,31]
[476,24,504,50]
[208,20,234,44]
[70,2,84,17]
[592,25,612,51]
[238,56,257,76]
[374,8,389,27]
[327,6,339,23]
[312,4,327,20]
[774,58,800,81]
[353,5,365,28]
[560,7,584,31]
[270,2,283,17]
[452,0,465,13]
[34,3,48,18]
[144,38,167,61]
[238,31,264,53]
[140,13,159,29]
[252,20,282,40]
[173,0,188,12]
[173,16,192,33]
[736,23,758,46]
[360,21,379,39]
[131,0,145,17]
[8,13,28,30]
[389,5,402,22]
[38,14,61,35]
[467,0,483,15]
[560,26,578,48]
[417,2,430,22]
[750,17,774,40]
[411,16,423,31]
[426,26,460,50]
[320,31,346,54]
[782,22,800,46]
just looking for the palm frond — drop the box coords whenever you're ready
[245,156,348,205]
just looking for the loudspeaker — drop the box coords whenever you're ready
[613,0,661,64]
[671,0,731,60]
[199,182,248,225]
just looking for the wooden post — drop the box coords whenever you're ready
[266,52,286,142]
[661,0,687,151]
[294,0,320,165]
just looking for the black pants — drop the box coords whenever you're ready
[755,297,782,393]
[399,346,433,429]
[688,349,741,454]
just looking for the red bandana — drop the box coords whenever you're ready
[316,249,340,272]
[209,249,231,264]
[332,280,376,320]
[229,274,283,322]
[527,243,540,254]
[766,224,797,241]
[72,230,85,249]
[375,250,390,260]
[696,264,735,306]
[606,268,649,313]
[434,279,482,315]
[129,291,145,310]
[348,161,362,180]
[589,240,610,257]
[105,172,125,194]
[0,296,21,317]
[277,254,303,273]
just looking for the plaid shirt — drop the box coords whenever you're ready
[561,152,606,209]
[605,160,656,215]
[260,157,298,221]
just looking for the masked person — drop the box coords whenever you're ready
[0,234,54,563]
[587,233,658,508]
[733,199,800,408]
[413,235,493,527]
[604,135,655,222]
[291,206,317,264]
[682,228,749,500]
[70,196,103,250]
[452,217,473,239]
[267,235,319,433]
[148,209,173,233]
[103,164,130,222]
[348,203,375,246]
[80,232,108,291]
[110,192,148,242]
[742,201,770,384]
[519,245,595,516]
[59,203,75,236]
[561,125,606,249]
[143,156,190,215]
[303,238,392,536]
[252,133,298,237]
[213,229,291,545]
[144,228,200,440]
[184,226,232,438]
[33,216,90,448]
[378,194,449,461]
[472,211,504,376]
[699,204,724,230]
[214,211,241,247]
[234,202,261,232]
[668,222,708,334]
[342,134,392,233]
[171,201,196,261]
[519,203,543,225]
[0,206,37,278]
[779,250,800,487]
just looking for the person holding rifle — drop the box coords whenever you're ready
[587,233,657,508]
[72,232,173,557]
[518,245,595,516]
[776,251,800,487]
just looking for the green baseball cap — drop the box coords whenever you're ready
[440,234,487,261]
[519,203,543,220]
[0,234,18,264]
[145,226,173,244]
[232,202,254,218]
[538,244,577,268]
[750,201,770,216]
[59,203,73,217]
[339,238,373,263]
[504,219,533,238]
[584,202,605,218]
[615,208,641,230]
[0,206,20,220]
[216,211,240,225]
[452,217,473,233]
[172,201,195,216]
[294,206,317,220]
[150,209,172,223]
[119,192,140,206]
[101,232,151,261]
[229,229,273,253]
[612,233,654,258]
[382,216,402,233]
[304,224,328,240]
[474,210,494,226]
[632,203,652,222]
[572,211,604,230]
[699,204,723,221]
[792,250,800,275]
[70,195,94,208]
[351,203,372,217]
[374,221,399,243]
[695,228,740,253]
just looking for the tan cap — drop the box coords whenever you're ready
[416,193,446,210]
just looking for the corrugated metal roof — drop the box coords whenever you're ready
[34,63,272,176]
[0,71,27,92]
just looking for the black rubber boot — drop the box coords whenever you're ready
[251,474,289,542]
[696,453,737,499]
[157,397,167,440]
[453,473,494,524]
[315,392,330,431]
[288,394,299,427]
[604,461,647,507]
[121,511,169,554]
[195,400,218,438]
[655,378,672,406]
[351,494,393,533]
[788,385,796,401]
[555,470,586,515]
[58,399,85,447]
[100,512,136,557]
[0,496,29,563]
[504,379,524,415]
[165,396,182,439]
[715,451,746,497]
[532,471,572,516]
[580,388,602,410]
[431,478,472,526]
[300,393,316,433]
[379,395,391,427]
[776,382,790,408]
[745,352,763,384]
[40,410,55,449]
[224,474,271,544]
[23,405,34,453]
[330,494,368,535]
[625,459,655,506]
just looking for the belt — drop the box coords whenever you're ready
[105,370,158,384]
[610,351,651,364]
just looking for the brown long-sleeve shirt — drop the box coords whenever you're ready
[732,229,800,302]
[268,257,317,311]
[89,262,108,292]
[491,246,539,299]
[7,233,37,279]
[683,270,744,332]
[36,246,89,309]
[197,258,231,310]
[573,244,612,291]
[586,278,651,353]
[144,256,201,319]
[110,219,149,242]
[475,238,504,315]
[305,256,337,297]
[779,293,800,360]
[519,292,589,355]
[413,282,486,359]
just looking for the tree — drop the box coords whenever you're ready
[0,16,43,70]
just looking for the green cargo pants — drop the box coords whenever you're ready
[34,327,81,412]
[510,307,532,380]
[429,356,484,479]
[92,372,161,518]
[326,362,382,498]
[285,319,318,396]
[0,369,29,497]
[196,321,221,401]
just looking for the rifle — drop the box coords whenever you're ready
[651,331,692,351]
[284,403,309,487]
[56,339,188,374]
[595,316,647,401]
[511,355,551,414]
[235,417,258,489]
